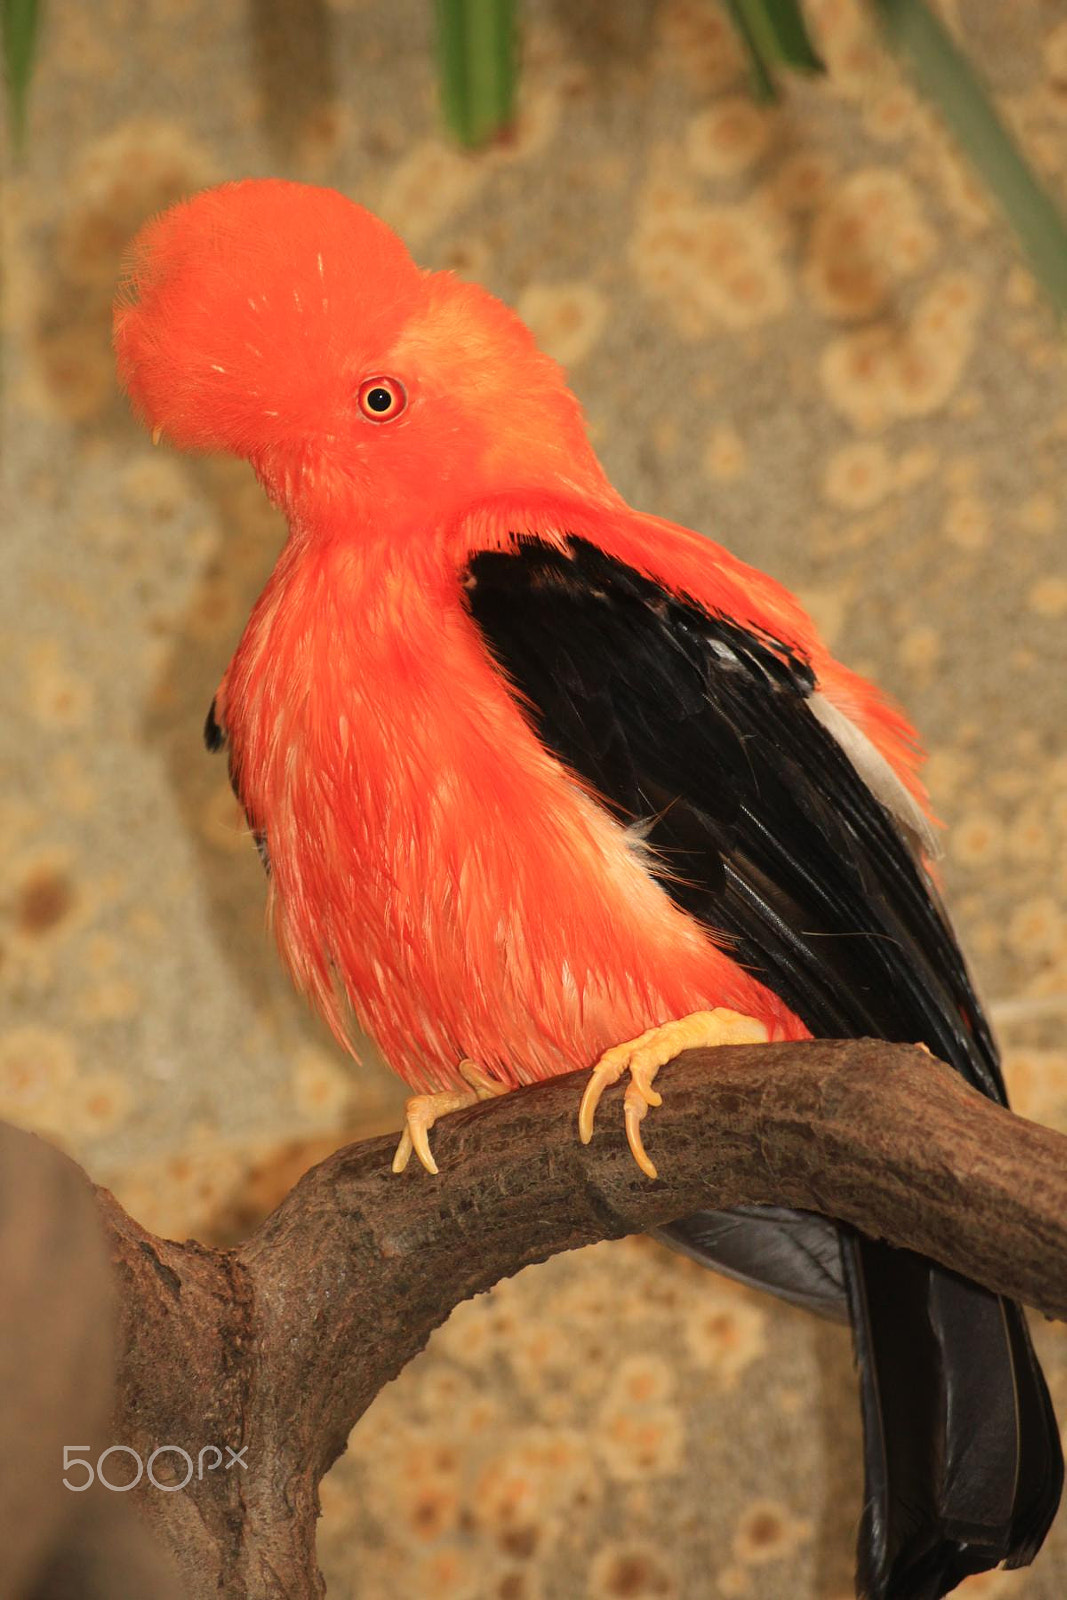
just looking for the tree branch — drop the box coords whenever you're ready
[6,1040,1067,1598]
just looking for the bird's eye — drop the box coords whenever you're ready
[357,376,406,422]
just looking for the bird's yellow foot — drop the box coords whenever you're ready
[578,1008,769,1180]
[392,1058,508,1175]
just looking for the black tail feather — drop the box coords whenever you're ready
[1001,1299,1064,1567]
[843,1234,1062,1600]
[655,1206,849,1323]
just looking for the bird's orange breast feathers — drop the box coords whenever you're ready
[213,503,808,1090]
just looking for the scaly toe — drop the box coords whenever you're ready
[579,1028,660,1144]
[458,1059,509,1100]
[628,1047,665,1108]
[392,1065,510,1177]
[577,1009,768,1180]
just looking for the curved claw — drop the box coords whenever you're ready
[391,1129,412,1174]
[578,1064,618,1144]
[409,1112,440,1176]
[623,1050,665,1178]
[624,1085,658,1180]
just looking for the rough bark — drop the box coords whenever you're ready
[4,1040,1067,1598]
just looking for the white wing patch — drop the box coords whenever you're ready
[809,692,942,862]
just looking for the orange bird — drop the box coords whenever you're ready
[115,179,1060,1599]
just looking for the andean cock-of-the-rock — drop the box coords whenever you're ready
[115,178,1061,1600]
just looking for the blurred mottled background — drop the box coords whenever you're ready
[3,1,1067,1596]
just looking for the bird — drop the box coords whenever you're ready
[114,178,1061,1599]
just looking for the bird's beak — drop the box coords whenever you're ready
[152,426,163,446]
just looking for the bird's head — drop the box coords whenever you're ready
[114,179,610,524]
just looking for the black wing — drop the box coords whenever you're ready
[464,534,997,1087]
[463,533,1061,1600]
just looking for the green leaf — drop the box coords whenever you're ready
[436,0,517,149]
[872,0,1067,320]
[725,0,826,102]
[2,0,39,149]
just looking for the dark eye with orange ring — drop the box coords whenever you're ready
[357,377,406,422]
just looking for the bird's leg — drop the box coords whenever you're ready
[578,1008,769,1180]
[392,1058,508,1176]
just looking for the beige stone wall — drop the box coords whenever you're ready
[3,1,1066,1594]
